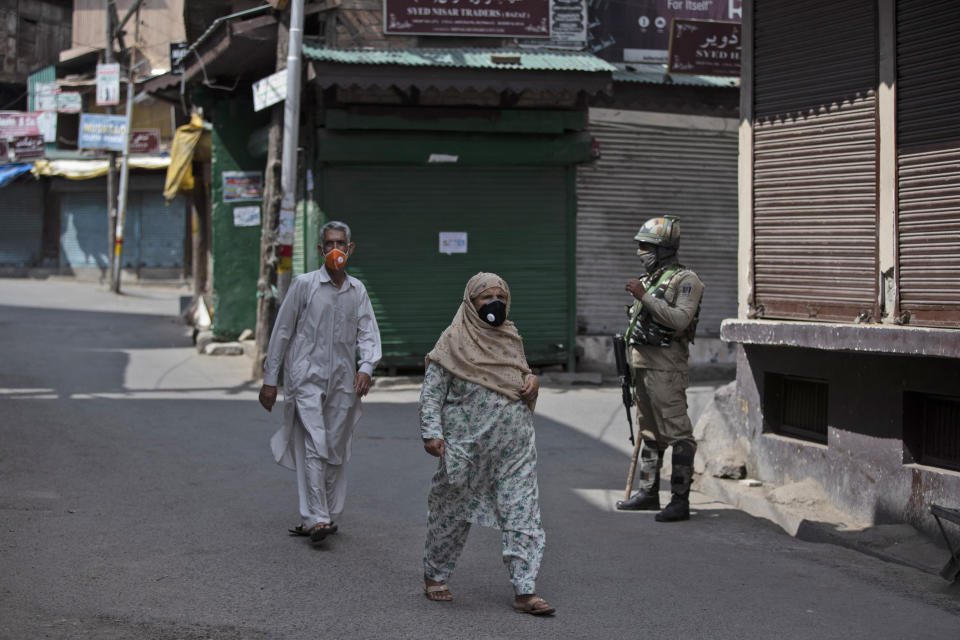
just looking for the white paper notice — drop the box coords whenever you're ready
[233,205,261,227]
[439,231,467,254]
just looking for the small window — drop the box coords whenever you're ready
[763,373,829,444]
[904,392,960,472]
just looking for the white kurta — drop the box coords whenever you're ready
[263,266,381,469]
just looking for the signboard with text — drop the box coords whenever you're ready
[222,171,263,202]
[130,129,160,154]
[0,111,40,138]
[253,70,286,112]
[96,63,121,105]
[57,92,83,113]
[667,19,740,76]
[384,0,550,37]
[7,134,45,160]
[33,82,59,112]
[169,42,189,74]
[589,0,742,64]
[78,113,128,151]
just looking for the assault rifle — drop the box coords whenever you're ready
[612,333,635,446]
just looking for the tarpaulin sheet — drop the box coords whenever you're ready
[0,163,34,188]
[32,156,170,180]
[164,112,211,204]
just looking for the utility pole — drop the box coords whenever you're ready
[104,1,119,281]
[110,66,135,293]
[253,0,304,378]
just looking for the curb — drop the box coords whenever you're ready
[696,475,947,576]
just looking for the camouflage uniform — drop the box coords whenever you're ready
[616,215,704,521]
[629,265,704,514]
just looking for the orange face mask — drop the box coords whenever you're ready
[324,248,347,271]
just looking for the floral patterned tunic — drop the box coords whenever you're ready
[419,361,543,532]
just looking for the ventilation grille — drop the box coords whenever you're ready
[764,373,829,444]
[904,393,960,472]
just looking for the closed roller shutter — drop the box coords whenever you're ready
[59,183,184,270]
[752,0,878,323]
[0,181,43,266]
[576,113,738,337]
[138,192,185,267]
[321,165,571,367]
[896,0,960,327]
[60,192,110,269]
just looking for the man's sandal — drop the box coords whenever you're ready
[513,596,556,616]
[424,584,452,602]
[289,523,338,537]
[307,522,338,544]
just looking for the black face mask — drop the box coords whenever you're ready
[477,299,507,327]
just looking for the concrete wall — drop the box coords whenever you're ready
[732,343,960,537]
[208,98,269,340]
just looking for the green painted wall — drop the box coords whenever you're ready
[208,98,270,339]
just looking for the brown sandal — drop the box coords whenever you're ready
[424,583,452,602]
[513,595,556,616]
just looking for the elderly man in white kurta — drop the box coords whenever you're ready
[259,221,381,545]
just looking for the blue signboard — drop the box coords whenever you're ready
[78,113,128,151]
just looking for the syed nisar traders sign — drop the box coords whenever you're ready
[384,0,550,37]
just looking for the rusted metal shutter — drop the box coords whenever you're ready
[752,0,878,323]
[896,0,960,328]
[576,113,739,337]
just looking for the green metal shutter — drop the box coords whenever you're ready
[321,165,571,368]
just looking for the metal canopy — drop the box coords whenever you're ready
[304,46,614,95]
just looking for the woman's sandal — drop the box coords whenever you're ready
[513,595,556,616]
[424,583,452,602]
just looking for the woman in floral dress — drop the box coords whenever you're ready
[419,272,555,616]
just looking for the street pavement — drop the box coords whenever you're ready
[1,278,959,640]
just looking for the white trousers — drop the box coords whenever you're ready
[292,414,347,528]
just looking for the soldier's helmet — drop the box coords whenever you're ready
[634,216,680,249]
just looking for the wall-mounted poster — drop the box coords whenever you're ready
[384,0,549,38]
[222,171,264,203]
[439,231,468,254]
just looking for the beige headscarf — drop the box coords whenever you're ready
[426,272,534,409]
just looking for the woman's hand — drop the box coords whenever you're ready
[424,438,445,458]
[519,374,539,403]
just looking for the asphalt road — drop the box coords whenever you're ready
[1,278,958,640]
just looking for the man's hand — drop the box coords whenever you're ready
[423,438,445,458]
[626,278,649,300]
[519,374,539,403]
[354,372,372,398]
[259,384,277,412]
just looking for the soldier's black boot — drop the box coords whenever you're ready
[655,492,690,522]
[655,440,695,522]
[616,441,663,511]
[616,485,660,511]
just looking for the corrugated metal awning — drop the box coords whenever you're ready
[304,46,614,95]
[612,64,740,88]
[302,46,616,73]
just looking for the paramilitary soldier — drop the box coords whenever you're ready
[616,216,704,522]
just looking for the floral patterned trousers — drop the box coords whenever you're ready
[423,510,545,595]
